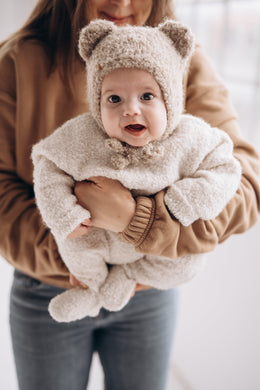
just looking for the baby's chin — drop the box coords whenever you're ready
[120,133,153,147]
[121,138,150,147]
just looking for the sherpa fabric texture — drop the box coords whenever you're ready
[31,20,241,322]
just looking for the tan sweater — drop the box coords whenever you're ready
[0,38,259,288]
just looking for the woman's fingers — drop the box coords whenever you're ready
[67,223,91,239]
[131,283,151,297]
[69,273,88,289]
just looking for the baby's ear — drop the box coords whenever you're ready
[158,20,195,59]
[78,19,115,61]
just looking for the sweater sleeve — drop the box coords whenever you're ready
[0,46,71,288]
[121,46,260,257]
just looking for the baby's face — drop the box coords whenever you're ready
[100,68,167,147]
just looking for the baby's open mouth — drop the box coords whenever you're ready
[125,124,146,133]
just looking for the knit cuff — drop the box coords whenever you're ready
[120,196,155,247]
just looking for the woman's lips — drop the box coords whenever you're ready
[124,124,146,136]
[101,12,130,25]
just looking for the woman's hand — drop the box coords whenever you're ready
[70,273,150,298]
[74,177,136,232]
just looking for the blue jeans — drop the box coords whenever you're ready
[10,270,178,390]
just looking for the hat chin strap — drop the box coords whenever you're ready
[105,138,165,170]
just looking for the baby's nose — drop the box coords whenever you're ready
[122,99,141,116]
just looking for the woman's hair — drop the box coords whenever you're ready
[147,0,175,27]
[6,0,175,85]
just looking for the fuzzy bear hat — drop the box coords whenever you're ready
[78,19,195,140]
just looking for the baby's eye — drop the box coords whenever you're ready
[108,95,121,103]
[141,93,154,101]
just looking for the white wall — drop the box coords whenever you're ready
[173,1,260,389]
[0,1,260,389]
[173,224,260,390]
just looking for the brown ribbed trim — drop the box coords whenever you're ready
[120,196,156,247]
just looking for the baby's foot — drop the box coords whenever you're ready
[100,266,136,311]
[48,287,101,322]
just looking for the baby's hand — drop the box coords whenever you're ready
[67,219,91,239]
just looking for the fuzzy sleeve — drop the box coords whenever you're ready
[32,149,90,241]
[164,122,241,226]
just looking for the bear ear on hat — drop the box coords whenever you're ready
[158,20,195,59]
[78,19,116,61]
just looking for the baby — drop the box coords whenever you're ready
[32,19,241,322]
